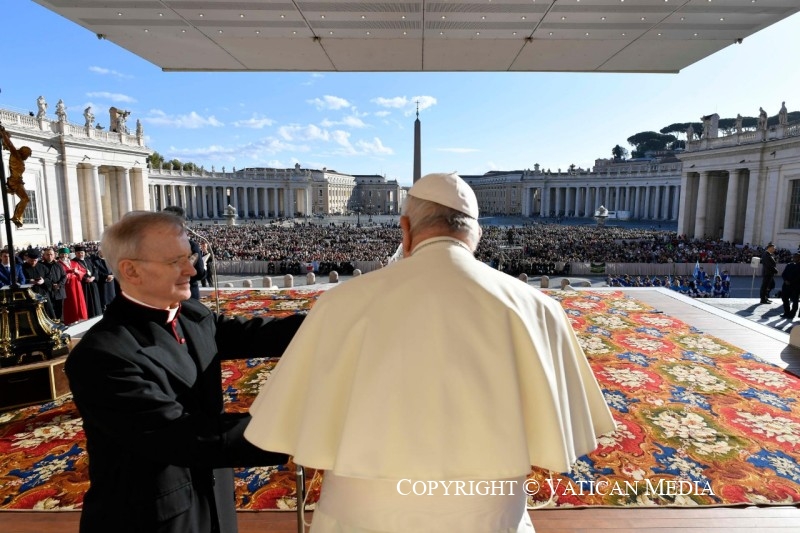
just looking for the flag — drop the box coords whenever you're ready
[693,260,701,280]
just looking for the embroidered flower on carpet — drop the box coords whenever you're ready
[676,335,731,355]
[733,412,800,446]
[732,367,793,389]
[648,410,733,456]
[663,365,728,393]
[11,416,84,450]
[600,367,656,389]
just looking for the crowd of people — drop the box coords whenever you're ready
[1,245,115,325]
[605,268,733,298]
[5,220,794,324]
[180,221,791,271]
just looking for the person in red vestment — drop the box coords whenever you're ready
[58,247,88,324]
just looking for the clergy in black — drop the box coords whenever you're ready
[65,211,304,533]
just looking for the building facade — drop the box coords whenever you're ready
[0,105,149,248]
[678,114,800,249]
[463,158,683,222]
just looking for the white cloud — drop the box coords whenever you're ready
[88,66,133,79]
[331,130,355,153]
[356,137,393,155]
[231,115,275,129]
[320,116,368,129]
[167,137,311,164]
[342,116,367,128]
[371,95,437,116]
[372,96,408,109]
[86,91,137,103]
[308,95,351,110]
[278,124,330,142]
[374,110,391,117]
[146,109,223,128]
[407,95,437,116]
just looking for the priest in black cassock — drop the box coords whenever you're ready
[73,245,103,318]
[91,248,116,311]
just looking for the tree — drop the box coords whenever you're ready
[660,122,701,140]
[170,159,182,170]
[611,144,628,160]
[626,131,677,158]
[147,151,165,169]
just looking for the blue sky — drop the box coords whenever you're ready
[3,1,800,186]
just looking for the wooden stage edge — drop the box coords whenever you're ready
[3,506,800,533]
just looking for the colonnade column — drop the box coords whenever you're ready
[722,171,740,243]
[671,186,680,220]
[554,187,562,216]
[695,171,710,239]
[121,169,133,215]
[90,166,104,240]
[584,187,591,218]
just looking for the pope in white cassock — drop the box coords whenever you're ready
[245,172,616,532]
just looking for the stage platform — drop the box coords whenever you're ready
[4,287,800,532]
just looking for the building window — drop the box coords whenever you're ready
[22,190,38,225]
[790,181,800,229]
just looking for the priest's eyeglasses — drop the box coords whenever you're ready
[130,253,199,268]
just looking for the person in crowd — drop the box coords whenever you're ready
[73,245,103,318]
[163,205,205,299]
[760,243,778,304]
[41,247,67,320]
[712,276,724,298]
[21,248,56,318]
[91,248,116,311]
[780,252,800,319]
[199,241,215,288]
[57,247,88,324]
[245,172,615,533]
[0,247,26,286]
[64,211,305,533]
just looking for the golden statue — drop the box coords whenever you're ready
[0,125,32,228]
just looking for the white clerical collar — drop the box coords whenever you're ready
[410,236,472,256]
[122,292,180,322]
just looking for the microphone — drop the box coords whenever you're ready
[185,225,220,314]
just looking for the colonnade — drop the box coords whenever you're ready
[72,164,147,242]
[678,168,754,243]
[147,183,312,219]
[522,183,681,220]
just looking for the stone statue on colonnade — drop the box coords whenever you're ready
[55,99,67,122]
[779,102,788,125]
[735,114,743,134]
[109,106,130,133]
[84,106,95,128]
[36,96,47,119]
[758,107,768,130]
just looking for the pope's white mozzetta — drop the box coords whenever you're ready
[245,172,616,532]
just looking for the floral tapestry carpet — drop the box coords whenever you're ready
[2,288,800,510]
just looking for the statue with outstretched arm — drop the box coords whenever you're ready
[0,125,32,228]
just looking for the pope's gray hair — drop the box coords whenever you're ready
[402,195,481,248]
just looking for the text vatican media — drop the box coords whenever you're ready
[395,479,715,497]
